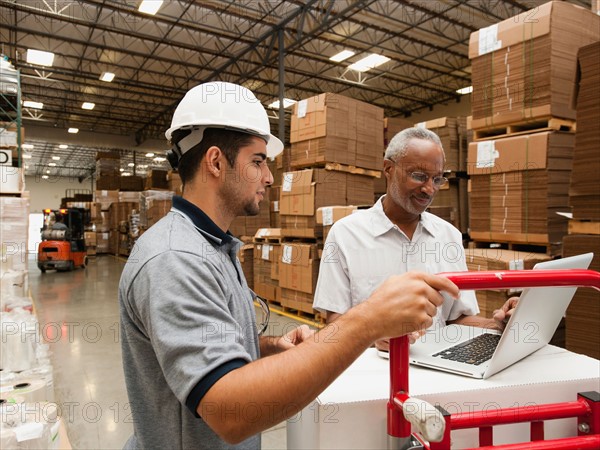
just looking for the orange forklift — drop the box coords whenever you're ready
[37,208,89,273]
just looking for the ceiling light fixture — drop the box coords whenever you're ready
[23,100,43,109]
[145,152,155,158]
[48,162,57,167]
[22,154,32,159]
[138,0,163,15]
[100,72,115,82]
[128,163,135,167]
[22,144,34,150]
[68,128,79,134]
[330,50,355,62]
[348,54,390,72]
[122,172,131,176]
[59,144,68,149]
[153,156,166,162]
[456,86,473,95]
[42,175,49,179]
[267,98,297,109]
[52,156,60,161]
[26,49,55,67]
[81,102,95,110]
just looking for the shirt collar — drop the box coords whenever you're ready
[371,195,438,239]
[171,196,233,246]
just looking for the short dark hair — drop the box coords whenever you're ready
[172,128,257,185]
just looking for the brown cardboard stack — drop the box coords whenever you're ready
[253,229,282,303]
[120,175,144,192]
[279,243,320,315]
[469,1,600,130]
[290,93,384,171]
[468,131,574,244]
[464,248,551,317]
[563,235,600,359]
[167,171,182,195]
[569,41,600,221]
[109,202,138,256]
[279,169,372,238]
[139,190,173,229]
[416,117,469,173]
[316,206,357,242]
[84,232,97,256]
[96,151,121,191]
[145,170,169,190]
[238,244,254,290]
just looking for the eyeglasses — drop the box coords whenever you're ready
[387,158,448,188]
[407,171,448,188]
[254,294,271,336]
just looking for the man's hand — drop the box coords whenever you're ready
[363,272,459,341]
[493,297,519,330]
[275,325,315,351]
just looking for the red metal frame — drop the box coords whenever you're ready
[388,268,600,449]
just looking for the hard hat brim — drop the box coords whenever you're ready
[267,134,284,158]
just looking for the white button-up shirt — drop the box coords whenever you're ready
[313,196,479,328]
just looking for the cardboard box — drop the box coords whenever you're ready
[280,169,373,217]
[145,170,169,190]
[238,244,254,290]
[315,206,357,241]
[120,175,144,192]
[96,175,120,191]
[469,1,600,127]
[290,93,384,170]
[467,132,574,176]
[95,190,119,211]
[278,243,319,294]
[0,122,24,148]
[84,232,97,246]
[0,167,24,194]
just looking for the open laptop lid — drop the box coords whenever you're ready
[406,253,594,378]
[483,252,594,378]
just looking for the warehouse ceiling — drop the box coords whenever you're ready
[0,0,592,178]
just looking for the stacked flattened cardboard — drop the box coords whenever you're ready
[469,1,600,130]
[562,235,600,359]
[464,248,551,317]
[468,132,574,245]
[569,41,600,221]
[290,93,384,171]
[252,229,282,303]
[95,151,121,191]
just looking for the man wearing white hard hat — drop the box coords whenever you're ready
[118,81,459,449]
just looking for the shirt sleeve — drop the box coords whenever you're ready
[128,250,254,412]
[312,225,353,314]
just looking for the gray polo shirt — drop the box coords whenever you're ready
[119,196,260,449]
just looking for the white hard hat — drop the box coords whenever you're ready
[165,81,283,158]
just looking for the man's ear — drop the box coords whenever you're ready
[205,146,223,177]
[383,159,394,180]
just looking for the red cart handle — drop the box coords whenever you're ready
[439,269,600,291]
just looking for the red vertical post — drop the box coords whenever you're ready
[388,336,411,438]
[531,421,545,441]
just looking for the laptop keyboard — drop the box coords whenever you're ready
[432,333,501,366]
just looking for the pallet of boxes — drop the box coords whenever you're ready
[467,1,600,257]
[94,151,120,255]
[139,169,175,242]
[270,93,383,320]
[563,40,600,360]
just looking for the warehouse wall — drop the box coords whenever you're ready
[25,175,94,212]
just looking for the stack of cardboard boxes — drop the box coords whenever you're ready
[467,1,600,251]
[265,93,384,315]
[562,41,600,360]
[95,151,121,191]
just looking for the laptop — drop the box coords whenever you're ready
[403,253,593,379]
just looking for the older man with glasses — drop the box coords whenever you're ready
[314,127,517,350]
